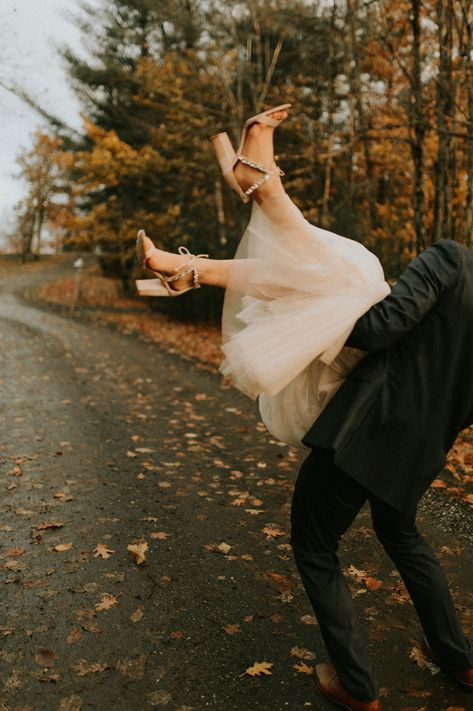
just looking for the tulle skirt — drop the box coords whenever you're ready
[220,194,390,447]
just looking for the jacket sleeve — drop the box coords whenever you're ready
[346,240,461,353]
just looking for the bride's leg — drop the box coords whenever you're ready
[234,111,311,237]
[233,111,288,204]
[140,238,236,290]
[140,108,295,293]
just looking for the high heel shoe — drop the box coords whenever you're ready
[210,103,291,203]
[135,229,209,297]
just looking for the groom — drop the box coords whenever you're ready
[291,238,473,710]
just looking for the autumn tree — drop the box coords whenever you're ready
[12,132,66,260]
[40,0,473,315]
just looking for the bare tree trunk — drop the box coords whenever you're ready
[433,0,455,242]
[321,4,338,229]
[214,177,227,247]
[346,0,378,230]
[34,206,45,258]
[462,2,473,245]
[410,0,426,253]
[21,209,36,263]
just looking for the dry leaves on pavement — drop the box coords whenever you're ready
[241,661,273,677]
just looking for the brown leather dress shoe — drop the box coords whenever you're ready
[422,636,473,692]
[314,661,382,710]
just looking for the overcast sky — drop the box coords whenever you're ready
[0,0,93,223]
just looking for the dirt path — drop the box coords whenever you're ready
[0,260,472,711]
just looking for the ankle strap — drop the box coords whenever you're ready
[237,154,272,175]
[164,246,209,289]
[237,155,284,198]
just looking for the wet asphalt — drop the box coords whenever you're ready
[0,257,472,711]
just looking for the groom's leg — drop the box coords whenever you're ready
[290,447,379,701]
[370,496,473,671]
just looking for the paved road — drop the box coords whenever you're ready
[0,259,472,711]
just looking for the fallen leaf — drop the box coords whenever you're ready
[127,541,148,565]
[4,547,26,557]
[244,508,265,515]
[15,508,35,517]
[150,531,169,540]
[278,591,294,603]
[345,565,368,582]
[54,492,74,501]
[53,544,73,552]
[365,577,383,591]
[290,646,315,661]
[36,521,65,530]
[131,607,144,623]
[66,629,83,645]
[93,544,115,559]
[204,542,232,555]
[262,525,285,539]
[35,648,57,667]
[409,644,440,675]
[241,661,273,677]
[300,614,317,625]
[266,572,294,589]
[294,661,313,674]
[147,691,173,705]
[224,623,240,635]
[95,593,118,611]
[1,559,26,571]
[72,659,109,676]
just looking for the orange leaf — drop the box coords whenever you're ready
[294,661,313,674]
[150,532,169,540]
[261,525,285,539]
[127,542,148,565]
[67,628,83,644]
[290,646,315,660]
[36,521,65,530]
[365,577,383,591]
[241,661,273,677]
[224,624,241,635]
[95,593,118,611]
[93,544,115,559]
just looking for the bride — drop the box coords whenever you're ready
[135,106,390,447]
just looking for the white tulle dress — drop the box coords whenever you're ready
[220,193,391,447]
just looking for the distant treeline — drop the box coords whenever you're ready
[11,0,473,316]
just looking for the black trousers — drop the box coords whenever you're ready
[290,447,473,702]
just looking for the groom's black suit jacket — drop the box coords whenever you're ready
[303,239,473,512]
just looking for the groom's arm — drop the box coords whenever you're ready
[346,240,462,353]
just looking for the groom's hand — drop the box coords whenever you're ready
[346,240,461,352]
